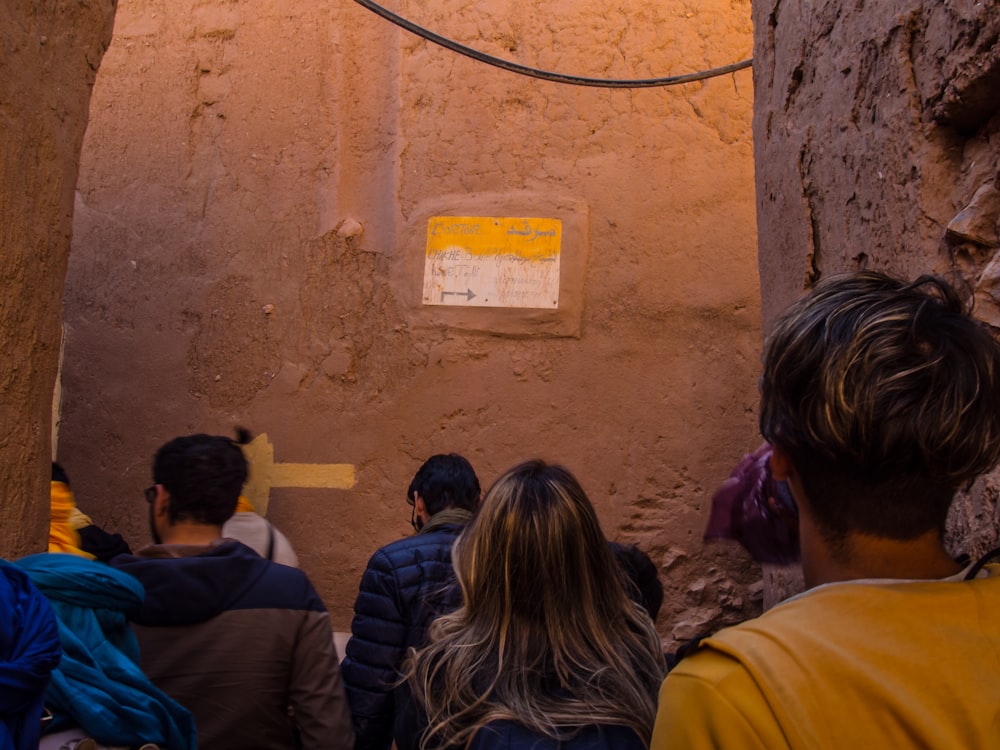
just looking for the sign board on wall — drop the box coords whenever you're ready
[422,216,561,309]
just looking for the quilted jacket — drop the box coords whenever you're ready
[341,510,470,750]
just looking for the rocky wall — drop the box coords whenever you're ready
[0,1,117,558]
[59,0,762,643]
[752,0,1000,603]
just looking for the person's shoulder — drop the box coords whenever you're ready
[222,511,267,533]
[227,557,327,615]
[681,581,932,679]
[254,553,320,589]
[692,592,825,661]
[356,530,461,606]
[107,546,165,579]
[666,640,754,688]
[129,540,323,613]
[663,605,809,691]
[657,645,789,750]
[739,573,1000,636]
[368,527,461,565]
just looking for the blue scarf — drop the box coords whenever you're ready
[16,553,196,750]
[0,560,61,750]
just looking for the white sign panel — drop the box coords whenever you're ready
[422,216,561,309]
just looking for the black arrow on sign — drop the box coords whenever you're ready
[441,288,477,302]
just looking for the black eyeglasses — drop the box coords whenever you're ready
[144,485,158,504]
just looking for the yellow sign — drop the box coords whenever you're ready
[423,216,561,309]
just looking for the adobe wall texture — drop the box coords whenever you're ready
[57,0,762,641]
[8,0,997,638]
[0,2,116,558]
[752,0,1000,603]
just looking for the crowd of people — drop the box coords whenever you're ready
[3,269,1000,749]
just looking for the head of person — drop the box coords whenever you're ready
[409,460,663,747]
[148,431,248,541]
[760,271,1000,553]
[51,462,71,486]
[406,453,480,530]
[609,541,664,621]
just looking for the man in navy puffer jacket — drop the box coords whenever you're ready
[342,454,481,750]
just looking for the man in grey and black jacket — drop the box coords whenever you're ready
[342,453,481,750]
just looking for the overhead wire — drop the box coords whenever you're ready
[349,0,753,88]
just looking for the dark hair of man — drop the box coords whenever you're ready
[407,454,480,516]
[609,542,664,621]
[760,271,1000,543]
[152,430,249,526]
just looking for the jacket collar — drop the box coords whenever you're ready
[419,507,473,535]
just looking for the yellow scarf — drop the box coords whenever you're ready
[235,495,256,514]
[49,481,95,559]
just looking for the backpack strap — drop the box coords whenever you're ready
[265,523,275,561]
[964,547,1000,580]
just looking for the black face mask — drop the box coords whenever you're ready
[410,502,423,532]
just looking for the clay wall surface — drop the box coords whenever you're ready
[59,0,761,642]
[0,2,116,558]
[752,0,1000,602]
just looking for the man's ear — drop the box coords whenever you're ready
[413,492,428,520]
[769,444,794,481]
[770,444,810,513]
[154,485,171,519]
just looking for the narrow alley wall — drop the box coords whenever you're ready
[58,0,761,642]
[0,2,117,557]
[752,0,1000,602]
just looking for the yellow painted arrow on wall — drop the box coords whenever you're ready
[241,433,355,515]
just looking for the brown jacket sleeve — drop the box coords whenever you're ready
[290,609,356,750]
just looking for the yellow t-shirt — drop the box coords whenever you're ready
[653,566,1000,749]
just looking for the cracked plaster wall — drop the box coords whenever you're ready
[753,0,1000,603]
[0,2,117,558]
[59,0,760,642]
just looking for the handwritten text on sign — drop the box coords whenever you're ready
[423,216,561,309]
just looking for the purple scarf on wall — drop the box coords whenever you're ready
[704,443,801,564]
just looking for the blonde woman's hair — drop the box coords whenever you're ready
[407,460,665,748]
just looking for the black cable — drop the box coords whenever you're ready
[350,0,753,88]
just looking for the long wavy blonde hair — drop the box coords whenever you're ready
[407,460,665,748]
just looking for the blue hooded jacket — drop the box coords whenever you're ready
[0,560,60,750]
[16,553,195,750]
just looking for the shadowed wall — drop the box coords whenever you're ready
[59,0,761,642]
[752,0,1000,604]
[0,1,117,558]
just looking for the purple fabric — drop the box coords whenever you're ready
[704,443,801,564]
